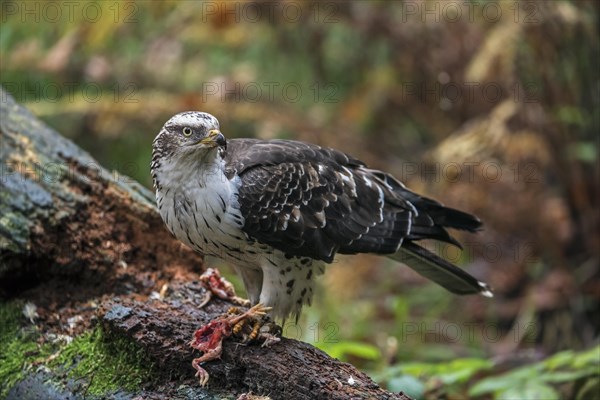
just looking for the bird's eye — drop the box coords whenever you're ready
[182,127,193,136]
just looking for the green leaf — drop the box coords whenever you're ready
[543,350,575,370]
[387,375,425,400]
[572,345,600,369]
[540,369,597,383]
[432,359,494,385]
[567,142,597,162]
[318,341,381,361]
[470,376,517,397]
[496,382,560,400]
[394,358,493,381]
[576,378,600,400]
[395,362,438,377]
[469,364,541,397]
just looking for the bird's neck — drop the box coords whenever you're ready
[152,149,225,193]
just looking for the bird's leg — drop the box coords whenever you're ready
[192,341,223,387]
[190,304,275,386]
[225,303,279,344]
[230,305,282,346]
[198,267,251,308]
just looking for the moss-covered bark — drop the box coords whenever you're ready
[1,300,161,399]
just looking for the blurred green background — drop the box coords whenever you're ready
[1,1,599,398]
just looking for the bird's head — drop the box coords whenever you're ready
[152,111,227,160]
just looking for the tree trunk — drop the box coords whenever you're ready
[0,87,410,400]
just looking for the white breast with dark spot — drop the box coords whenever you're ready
[154,153,251,262]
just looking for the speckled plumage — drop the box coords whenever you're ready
[151,112,491,320]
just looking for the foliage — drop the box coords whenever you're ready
[469,347,600,400]
[372,347,600,400]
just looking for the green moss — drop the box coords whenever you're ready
[0,301,52,398]
[1,300,156,398]
[50,326,157,396]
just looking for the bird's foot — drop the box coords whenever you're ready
[260,331,281,348]
[198,267,251,308]
[190,303,278,386]
[192,350,218,387]
[228,304,281,345]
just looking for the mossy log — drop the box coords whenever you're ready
[0,88,410,400]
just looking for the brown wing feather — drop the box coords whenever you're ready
[226,139,415,261]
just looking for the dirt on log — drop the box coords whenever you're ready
[0,88,410,400]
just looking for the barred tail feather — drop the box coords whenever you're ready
[389,241,493,297]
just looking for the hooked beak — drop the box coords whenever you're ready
[200,129,227,149]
